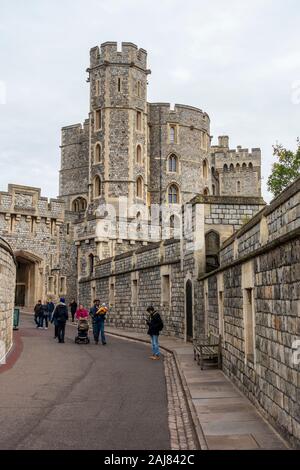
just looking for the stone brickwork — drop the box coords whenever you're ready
[0,184,73,307]
[0,237,16,360]
[196,177,300,448]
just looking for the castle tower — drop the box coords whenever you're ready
[211,136,262,197]
[87,42,150,216]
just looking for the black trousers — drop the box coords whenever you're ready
[71,311,76,322]
[57,322,66,343]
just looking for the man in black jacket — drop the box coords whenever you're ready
[146,306,163,360]
[51,298,68,343]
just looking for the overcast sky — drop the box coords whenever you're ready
[0,0,299,202]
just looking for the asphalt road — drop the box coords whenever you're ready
[0,315,170,450]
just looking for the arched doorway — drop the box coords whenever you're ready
[14,251,43,308]
[186,280,193,341]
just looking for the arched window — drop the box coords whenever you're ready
[168,154,178,172]
[211,166,215,176]
[94,176,102,198]
[223,164,228,172]
[136,145,142,164]
[203,159,208,179]
[237,181,241,193]
[203,187,209,196]
[168,184,179,204]
[229,163,234,171]
[242,163,247,170]
[236,163,240,171]
[136,177,143,198]
[72,197,87,212]
[94,143,101,163]
[249,162,253,169]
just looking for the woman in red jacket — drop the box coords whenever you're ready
[75,304,89,320]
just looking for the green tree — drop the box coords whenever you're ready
[267,139,300,197]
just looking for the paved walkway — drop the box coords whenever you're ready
[105,326,289,450]
[0,316,170,450]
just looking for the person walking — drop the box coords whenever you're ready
[47,299,55,323]
[69,299,78,323]
[34,300,43,328]
[40,302,49,329]
[51,298,68,343]
[90,300,107,345]
[146,305,164,360]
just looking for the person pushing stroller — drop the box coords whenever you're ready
[75,304,90,344]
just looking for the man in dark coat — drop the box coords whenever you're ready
[34,300,43,328]
[146,305,163,360]
[51,298,68,343]
[69,299,78,323]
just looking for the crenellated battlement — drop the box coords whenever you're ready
[89,41,148,70]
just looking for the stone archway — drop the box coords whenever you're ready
[14,251,43,308]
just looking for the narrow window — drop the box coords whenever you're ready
[94,176,102,198]
[89,254,94,275]
[30,217,35,234]
[136,111,142,131]
[249,162,253,170]
[230,163,234,172]
[136,145,142,164]
[168,154,177,172]
[223,164,228,172]
[203,159,208,179]
[162,274,170,304]
[237,181,241,193]
[95,109,102,130]
[203,187,209,196]
[136,177,143,198]
[60,277,66,294]
[48,276,54,294]
[66,223,70,235]
[168,184,178,204]
[244,288,255,361]
[169,125,176,143]
[137,81,141,97]
[95,143,101,163]
[118,77,121,92]
[212,184,216,195]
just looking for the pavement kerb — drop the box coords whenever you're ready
[104,329,208,451]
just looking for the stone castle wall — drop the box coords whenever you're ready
[78,239,186,338]
[0,237,16,361]
[196,177,300,447]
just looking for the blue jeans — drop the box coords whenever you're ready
[93,319,106,344]
[151,335,160,356]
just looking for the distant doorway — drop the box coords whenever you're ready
[186,280,193,341]
[14,251,42,308]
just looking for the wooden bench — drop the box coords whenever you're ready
[193,333,222,370]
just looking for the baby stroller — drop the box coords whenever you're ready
[75,318,90,344]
